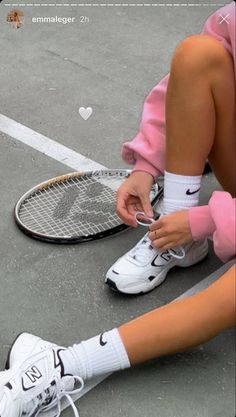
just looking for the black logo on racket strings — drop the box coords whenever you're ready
[99,333,108,347]
[53,182,112,220]
[53,188,80,220]
[186,188,200,195]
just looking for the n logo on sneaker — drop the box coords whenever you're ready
[22,366,42,391]
[151,251,172,267]
[25,366,42,383]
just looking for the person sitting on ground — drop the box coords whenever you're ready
[105,1,235,295]
[0,2,235,417]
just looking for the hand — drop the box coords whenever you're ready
[149,210,193,250]
[116,171,154,227]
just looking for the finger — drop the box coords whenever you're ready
[127,201,146,226]
[135,202,144,212]
[139,194,153,218]
[116,200,137,227]
[128,202,143,215]
[149,219,162,232]
[161,242,180,251]
[152,237,173,250]
[157,242,176,251]
[149,230,166,242]
[116,190,135,224]
[152,233,183,250]
[136,211,151,223]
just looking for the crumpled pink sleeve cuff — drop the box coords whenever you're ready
[132,155,162,182]
[188,205,216,240]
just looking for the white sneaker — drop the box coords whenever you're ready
[106,233,208,294]
[0,333,83,417]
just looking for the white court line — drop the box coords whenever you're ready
[0,113,231,415]
[0,113,105,172]
[0,113,111,412]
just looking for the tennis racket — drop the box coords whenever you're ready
[15,169,163,243]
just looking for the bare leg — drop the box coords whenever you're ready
[166,35,236,195]
[119,265,235,365]
[119,37,236,362]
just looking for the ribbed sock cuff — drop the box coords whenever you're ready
[163,171,202,214]
[62,328,130,380]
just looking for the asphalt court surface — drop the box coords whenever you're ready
[0,1,235,416]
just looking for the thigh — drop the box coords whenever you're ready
[209,49,236,196]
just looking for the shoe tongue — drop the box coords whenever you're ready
[131,236,154,264]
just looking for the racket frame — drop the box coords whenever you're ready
[14,169,163,243]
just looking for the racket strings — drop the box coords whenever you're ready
[18,174,124,238]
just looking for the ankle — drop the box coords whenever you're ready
[61,329,130,380]
[163,171,202,214]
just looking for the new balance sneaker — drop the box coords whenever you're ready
[0,333,83,417]
[106,233,208,294]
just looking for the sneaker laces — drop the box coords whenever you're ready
[4,374,84,417]
[36,375,84,417]
[130,235,155,264]
[135,212,185,261]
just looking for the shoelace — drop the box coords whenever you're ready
[34,375,84,417]
[130,235,155,263]
[135,212,185,260]
[4,374,84,417]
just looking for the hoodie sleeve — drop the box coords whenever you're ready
[121,2,235,180]
[189,191,236,263]
[121,74,169,180]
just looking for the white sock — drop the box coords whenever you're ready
[60,328,131,380]
[163,171,202,214]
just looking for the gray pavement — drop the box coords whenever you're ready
[0,1,235,417]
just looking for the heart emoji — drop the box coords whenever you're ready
[79,107,93,120]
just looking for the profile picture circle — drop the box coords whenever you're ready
[7,9,24,29]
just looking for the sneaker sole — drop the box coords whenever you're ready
[106,271,168,295]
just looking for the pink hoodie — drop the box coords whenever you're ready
[122,2,236,263]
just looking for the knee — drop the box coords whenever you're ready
[170,35,229,78]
